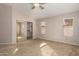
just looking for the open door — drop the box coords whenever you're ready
[27,22,33,39]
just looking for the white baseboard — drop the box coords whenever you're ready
[51,39,79,46]
[37,37,79,46]
[0,42,16,45]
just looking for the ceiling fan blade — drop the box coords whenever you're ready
[39,6,44,9]
[32,6,35,9]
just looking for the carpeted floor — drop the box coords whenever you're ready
[0,39,79,56]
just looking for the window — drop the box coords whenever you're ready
[40,21,46,34]
[64,18,73,36]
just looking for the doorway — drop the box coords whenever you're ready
[27,22,33,39]
[16,21,25,42]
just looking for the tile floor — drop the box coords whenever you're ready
[0,39,79,56]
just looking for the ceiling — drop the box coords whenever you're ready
[1,3,79,19]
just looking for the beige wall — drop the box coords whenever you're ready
[36,11,79,45]
[0,5,12,43]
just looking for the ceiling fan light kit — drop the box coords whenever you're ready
[32,3,45,10]
[34,3,39,7]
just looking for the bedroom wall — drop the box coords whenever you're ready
[36,11,79,45]
[0,5,12,43]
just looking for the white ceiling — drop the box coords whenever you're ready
[1,3,79,19]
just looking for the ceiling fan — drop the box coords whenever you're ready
[31,3,45,9]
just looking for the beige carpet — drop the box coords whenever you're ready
[0,39,79,56]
